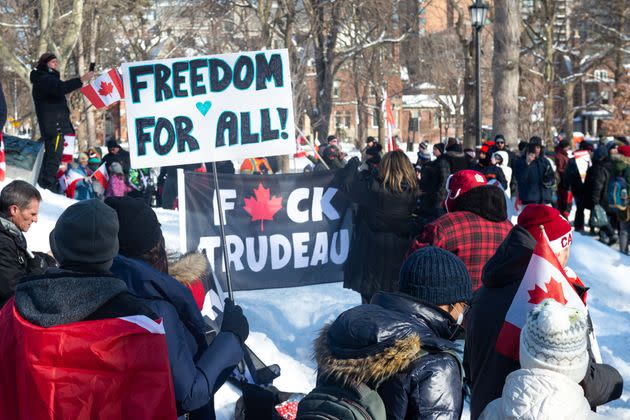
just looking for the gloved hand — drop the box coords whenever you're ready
[221,298,249,344]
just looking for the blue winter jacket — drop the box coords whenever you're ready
[110,255,243,416]
[513,156,555,204]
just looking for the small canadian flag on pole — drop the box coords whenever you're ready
[382,89,397,152]
[80,68,124,109]
[495,226,587,361]
[92,163,109,191]
[62,134,76,163]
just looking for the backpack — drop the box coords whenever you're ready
[296,381,386,420]
[608,174,628,212]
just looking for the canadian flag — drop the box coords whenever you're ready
[64,170,85,199]
[0,133,6,182]
[80,68,124,109]
[382,90,397,152]
[92,163,109,191]
[61,134,76,163]
[495,227,587,361]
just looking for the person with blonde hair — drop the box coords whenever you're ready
[337,151,419,302]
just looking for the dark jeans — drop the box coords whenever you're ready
[620,219,629,254]
[574,199,586,231]
[38,133,65,190]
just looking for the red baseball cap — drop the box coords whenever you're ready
[518,204,573,252]
[445,170,487,212]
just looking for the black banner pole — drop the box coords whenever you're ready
[211,161,235,302]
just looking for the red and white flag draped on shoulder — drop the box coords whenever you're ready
[80,68,125,109]
[0,299,176,419]
[495,227,587,361]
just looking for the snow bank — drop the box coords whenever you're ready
[14,183,630,418]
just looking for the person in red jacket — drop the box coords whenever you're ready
[407,170,513,290]
[0,199,176,419]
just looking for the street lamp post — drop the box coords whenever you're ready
[469,0,488,147]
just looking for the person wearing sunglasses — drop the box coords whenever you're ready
[310,246,471,420]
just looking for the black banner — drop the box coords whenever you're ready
[183,171,353,290]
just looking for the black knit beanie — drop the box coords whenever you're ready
[105,196,162,258]
[399,247,472,305]
[50,199,119,272]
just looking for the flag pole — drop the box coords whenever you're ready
[211,161,235,302]
[296,126,330,170]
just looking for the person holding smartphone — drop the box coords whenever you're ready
[30,53,94,192]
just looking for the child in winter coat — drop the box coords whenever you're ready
[480,299,608,420]
[106,162,130,198]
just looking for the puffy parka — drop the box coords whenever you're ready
[110,254,243,417]
[315,292,464,420]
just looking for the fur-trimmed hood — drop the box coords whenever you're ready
[313,293,459,387]
[168,252,209,285]
[314,314,422,387]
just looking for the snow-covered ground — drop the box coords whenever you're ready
[11,182,630,419]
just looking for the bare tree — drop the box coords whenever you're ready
[492,0,520,144]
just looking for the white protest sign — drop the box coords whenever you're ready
[121,49,296,169]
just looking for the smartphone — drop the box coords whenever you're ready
[89,62,95,72]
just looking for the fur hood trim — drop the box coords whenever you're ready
[612,153,630,166]
[168,252,209,284]
[314,323,422,386]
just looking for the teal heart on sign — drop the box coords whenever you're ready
[196,101,212,116]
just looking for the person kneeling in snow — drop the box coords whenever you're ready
[480,299,608,419]
[0,199,177,418]
[303,247,470,420]
[465,205,623,420]
[105,196,248,418]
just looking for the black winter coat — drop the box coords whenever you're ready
[481,165,508,190]
[418,156,450,213]
[445,150,468,175]
[464,225,623,419]
[102,149,132,176]
[513,156,555,204]
[0,216,47,307]
[337,159,419,300]
[583,159,612,210]
[30,68,82,138]
[315,292,463,420]
[565,157,586,200]
[15,268,156,327]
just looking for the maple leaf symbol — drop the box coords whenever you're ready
[97,81,114,96]
[528,277,568,305]
[243,183,283,231]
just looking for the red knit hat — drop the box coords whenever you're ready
[518,204,573,253]
[619,145,630,158]
[445,170,487,212]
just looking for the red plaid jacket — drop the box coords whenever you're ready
[408,211,512,290]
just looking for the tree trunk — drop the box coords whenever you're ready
[542,20,555,146]
[564,81,575,146]
[492,0,521,146]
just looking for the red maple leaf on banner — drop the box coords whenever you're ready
[243,183,283,231]
[528,277,568,305]
[98,81,114,96]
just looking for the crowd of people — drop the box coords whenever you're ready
[0,52,626,419]
[295,134,625,419]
